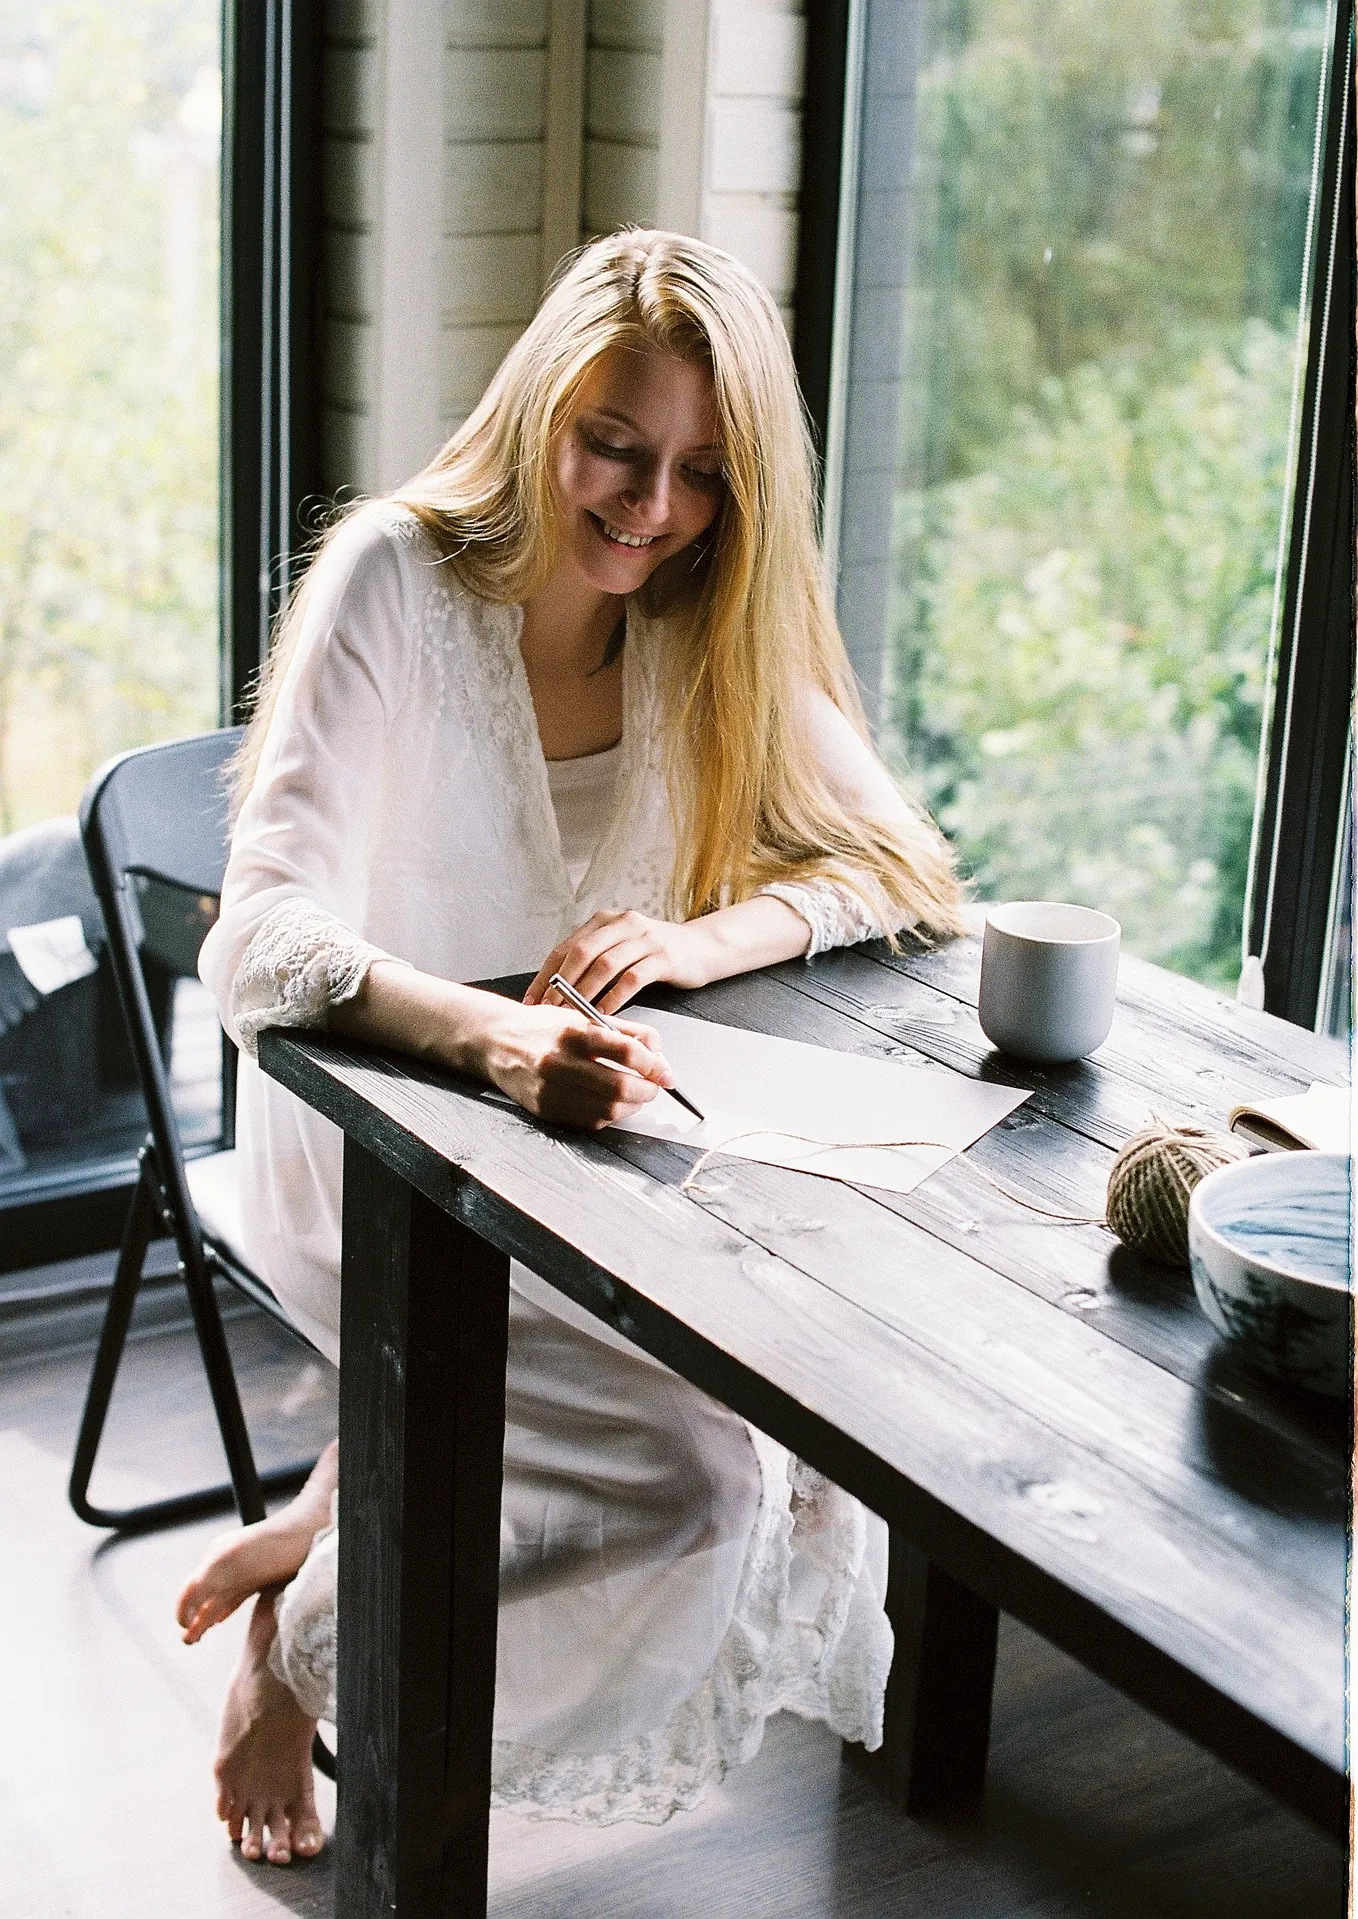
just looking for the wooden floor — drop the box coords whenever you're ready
[0,1272,1346,1919]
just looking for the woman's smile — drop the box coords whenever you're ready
[590,515,660,550]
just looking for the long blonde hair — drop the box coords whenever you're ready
[239,229,964,938]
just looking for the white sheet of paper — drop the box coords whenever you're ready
[611,1009,1030,1196]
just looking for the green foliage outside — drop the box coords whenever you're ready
[0,0,219,835]
[886,0,1329,985]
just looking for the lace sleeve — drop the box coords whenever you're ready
[230,899,399,1057]
[757,880,884,957]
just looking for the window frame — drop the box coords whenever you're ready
[222,0,327,724]
[1242,1,1355,1030]
[0,0,326,1276]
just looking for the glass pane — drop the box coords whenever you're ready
[0,2,221,1202]
[882,0,1330,987]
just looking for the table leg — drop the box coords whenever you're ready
[335,1139,510,1919]
[845,1528,999,1816]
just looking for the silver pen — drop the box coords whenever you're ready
[547,973,706,1122]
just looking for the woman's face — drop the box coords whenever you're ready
[552,345,724,597]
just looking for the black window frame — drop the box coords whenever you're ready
[1243,3,1355,1029]
[1,1,326,1275]
[222,0,327,724]
[797,0,1356,1033]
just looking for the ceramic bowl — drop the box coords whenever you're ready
[1188,1152,1352,1396]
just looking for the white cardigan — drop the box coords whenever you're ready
[200,502,910,1361]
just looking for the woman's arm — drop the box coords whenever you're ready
[526,689,924,1015]
[330,959,675,1128]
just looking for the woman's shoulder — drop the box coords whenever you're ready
[305,500,486,639]
[317,498,426,586]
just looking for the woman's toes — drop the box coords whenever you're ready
[292,1819,324,1859]
[264,1809,293,1865]
[239,1811,264,1861]
[291,1795,325,1858]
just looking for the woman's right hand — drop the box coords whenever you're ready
[330,962,675,1130]
[475,1001,675,1130]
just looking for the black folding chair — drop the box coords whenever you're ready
[68,729,320,1536]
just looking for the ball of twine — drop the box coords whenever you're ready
[1105,1120,1250,1266]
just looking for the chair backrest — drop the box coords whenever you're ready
[78,729,244,1274]
[80,728,243,904]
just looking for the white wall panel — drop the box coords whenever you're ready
[583,0,659,234]
[590,0,663,50]
[443,139,545,233]
[709,4,803,96]
[586,49,662,144]
[323,135,378,226]
[324,317,378,409]
[327,0,382,37]
[447,0,548,44]
[439,323,525,408]
[321,2,380,492]
[707,96,799,195]
[323,45,381,134]
[444,48,547,139]
[325,228,381,320]
[583,139,658,232]
[442,232,543,324]
[323,405,378,495]
[702,195,797,300]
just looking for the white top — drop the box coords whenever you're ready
[197,502,902,1824]
[545,740,623,890]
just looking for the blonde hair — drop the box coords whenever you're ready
[238,229,964,938]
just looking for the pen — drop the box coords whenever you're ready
[547,973,706,1123]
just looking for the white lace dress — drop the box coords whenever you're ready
[199,503,917,1824]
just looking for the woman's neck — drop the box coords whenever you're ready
[519,565,620,678]
[518,564,625,760]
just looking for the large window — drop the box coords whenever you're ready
[0,2,222,1215]
[825,0,1339,998]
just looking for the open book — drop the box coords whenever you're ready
[1228,1081,1351,1154]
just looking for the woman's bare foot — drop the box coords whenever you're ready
[177,1439,338,1644]
[215,1591,325,1866]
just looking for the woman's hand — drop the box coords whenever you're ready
[477,998,674,1129]
[524,896,815,1016]
[524,910,712,1015]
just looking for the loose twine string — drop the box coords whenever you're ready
[678,1130,1107,1226]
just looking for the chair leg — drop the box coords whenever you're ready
[68,1147,316,1535]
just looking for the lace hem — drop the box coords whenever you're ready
[489,1432,891,1826]
[758,880,883,957]
[230,900,394,1056]
[265,1434,891,1825]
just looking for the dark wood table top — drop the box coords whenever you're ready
[261,932,1350,1824]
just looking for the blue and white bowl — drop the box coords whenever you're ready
[1188,1152,1352,1395]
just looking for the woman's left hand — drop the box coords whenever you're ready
[524,910,713,1015]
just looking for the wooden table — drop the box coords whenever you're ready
[260,934,1350,1919]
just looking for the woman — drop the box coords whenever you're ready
[187,228,964,1866]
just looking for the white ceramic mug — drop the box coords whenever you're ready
[978,901,1121,1064]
